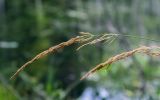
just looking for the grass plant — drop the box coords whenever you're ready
[10,32,160,80]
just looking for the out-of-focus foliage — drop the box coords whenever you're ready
[0,0,160,99]
[0,84,17,100]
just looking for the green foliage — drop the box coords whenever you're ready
[0,84,18,100]
[0,0,160,99]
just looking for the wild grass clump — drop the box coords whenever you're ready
[10,32,160,80]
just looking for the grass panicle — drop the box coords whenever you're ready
[10,33,93,80]
[10,36,81,80]
[10,32,118,80]
[80,46,160,80]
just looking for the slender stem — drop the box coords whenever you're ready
[118,34,160,42]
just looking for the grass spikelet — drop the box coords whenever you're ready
[77,33,119,50]
[78,32,94,43]
[80,46,160,80]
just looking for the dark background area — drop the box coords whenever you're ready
[0,0,160,100]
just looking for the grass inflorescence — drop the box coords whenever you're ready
[80,46,160,80]
[10,32,160,80]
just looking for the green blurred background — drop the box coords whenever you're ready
[0,0,160,100]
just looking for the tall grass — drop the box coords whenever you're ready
[10,32,160,80]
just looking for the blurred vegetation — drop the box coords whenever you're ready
[0,0,160,100]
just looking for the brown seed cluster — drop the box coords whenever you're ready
[80,46,160,80]
[10,36,81,80]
